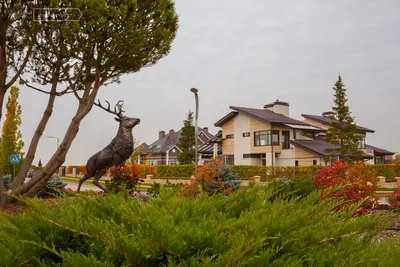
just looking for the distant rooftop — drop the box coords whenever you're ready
[302,114,375,133]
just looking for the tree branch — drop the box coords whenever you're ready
[5,45,33,89]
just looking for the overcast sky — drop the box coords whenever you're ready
[9,0,400,165]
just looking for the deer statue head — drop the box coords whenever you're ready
[94,99,140,129]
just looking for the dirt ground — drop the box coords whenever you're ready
[0,201,28,215]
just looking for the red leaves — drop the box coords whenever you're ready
[105,166,143,192]
[313,160,377,215]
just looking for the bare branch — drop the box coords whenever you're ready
[5,45,33,89]
[19,77,53,95]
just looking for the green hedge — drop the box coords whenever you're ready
[126,164,400,180]
[371,164,400,179]
[154,164,195,178]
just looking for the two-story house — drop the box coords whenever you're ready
[139,127,215,165]
[215,100,393,166]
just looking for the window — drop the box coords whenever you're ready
[243,132,250,137]
[375,156,385,164]
[226,134,234,139]
[295,160,299,166]
[243,154,262,158]
[224,155,234,165]
[358,136,366,149]
[254,130,279,146]
[169,161,177,165]
[313,160,317,166]
[282,131,290,149]
[149,160,158,165]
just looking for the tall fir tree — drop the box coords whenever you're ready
[1,86,24,175]
[324,75,362,164]
[178,111,196,164]
[38,159,42,168]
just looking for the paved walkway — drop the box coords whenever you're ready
[64,181,100,192]
[25,177,100,192]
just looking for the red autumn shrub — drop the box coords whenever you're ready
[386,188,400,211]
[178,159,240,198]
[105,166,144,193]
[313,160,377,215]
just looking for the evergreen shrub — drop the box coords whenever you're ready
[1,186,400,266]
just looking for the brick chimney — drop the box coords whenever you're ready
[203,127,208,135]
[263,99,289,116]
[169,129,175,141]
[322,111,334,118]
[159,131,165,139]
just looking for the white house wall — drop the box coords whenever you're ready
[233,113,251,165]
[276,149,295,166]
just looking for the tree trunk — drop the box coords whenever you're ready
[12,62,60,188]
[0,41,7,193]
[11,80,100,199]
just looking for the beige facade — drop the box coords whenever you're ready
[221,111,317,166]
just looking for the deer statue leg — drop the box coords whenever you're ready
[77,173,93,193]
[92,169,107,192]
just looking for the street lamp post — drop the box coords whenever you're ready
[190,88,199,177]
[47,136,60,177]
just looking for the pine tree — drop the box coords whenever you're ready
[1,86,24,175]
[38,159,42,168]
[324,76,362,164]
[178,111,196,164]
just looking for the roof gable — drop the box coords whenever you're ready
[215,106,311,127]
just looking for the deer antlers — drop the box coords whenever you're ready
[94,99,126,118]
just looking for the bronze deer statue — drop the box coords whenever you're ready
[77,100,140,192]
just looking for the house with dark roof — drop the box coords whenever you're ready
[302,112,394,164]
[215,100,394,166]
[139,127,215,165]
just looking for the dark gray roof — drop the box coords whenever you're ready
[134,143,148,152]
[144,127,215,155]
[365,144,394,156]
[290,138,373,159]
[215,107,311,127]
[302,114,375,133]
[214,111,238,127]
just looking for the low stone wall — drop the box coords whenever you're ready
[143,175,256,187]
[377,176,400,189]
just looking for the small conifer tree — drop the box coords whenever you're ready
[324,75,362,163]
[178,111,196,164]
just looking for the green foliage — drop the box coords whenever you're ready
[154,164,194,178]
[324,75,362,163]
[2,174,12,190]
[1,86,24,176]
[269,175,317,200]
[215,163,241,192]
[147,181,181,198]
[2,187,400,266]
[231,165,321,180]
[178,111,196,164]
[393,155,400,164]
[36,176,67,198]
[371,164,400,179]
[131,164,400,180]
